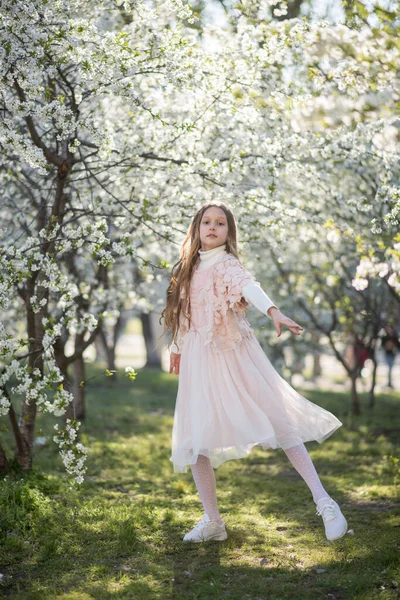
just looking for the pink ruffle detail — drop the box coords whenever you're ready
[172,254,257,354]
[201,255,255,353]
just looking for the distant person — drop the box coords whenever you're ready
[353,334,372,379]
[380,325,400,388]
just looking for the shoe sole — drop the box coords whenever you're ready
[183,531,228,543]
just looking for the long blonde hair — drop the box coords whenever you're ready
[160,202,245,351]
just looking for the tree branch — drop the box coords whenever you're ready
[13,80,64,168]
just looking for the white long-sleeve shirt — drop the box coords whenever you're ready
[171,244,278,353]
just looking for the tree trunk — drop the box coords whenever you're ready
[113,312,126,362]
[98,325,117,382]
[310,331,322,379]
[350,375,361,416]
[368,354,378,409]
[12,97,70,470]
[72,332,86,419]
[17,377,37,470]
[98,313,125,374]
[312,353,322,378]
[276,0,303,19]
[105,332,116,372]
[16,279,42,470]
[94,331,108,363]
[141,311,162,368]
[53,336,74,421]
[0,442,9,474]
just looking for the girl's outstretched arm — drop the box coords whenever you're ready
[242,282,304,337]
[267,306,304,337]
[242,281,277,319]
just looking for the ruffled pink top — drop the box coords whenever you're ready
[177,253,256,353]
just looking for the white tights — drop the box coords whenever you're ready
[282,442,330,503]
[190,454,222,523]
[190,443,330,522]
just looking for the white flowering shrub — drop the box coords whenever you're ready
[53,420,87,484]
[0,0,202,480]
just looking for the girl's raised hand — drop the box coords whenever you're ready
[170,352,181,375]
[269,308,304,337]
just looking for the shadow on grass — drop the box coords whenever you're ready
[1,366,399,599]
[50,540,399,600]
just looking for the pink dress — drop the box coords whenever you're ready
[171,263,343,473]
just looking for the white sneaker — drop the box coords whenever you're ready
[316,497,348,541]
[183,514,228,543]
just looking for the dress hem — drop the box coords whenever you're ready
[170,419,343,473]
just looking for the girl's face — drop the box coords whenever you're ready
[199,207,229,251]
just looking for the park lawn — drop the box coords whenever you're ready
[1,365,399,600]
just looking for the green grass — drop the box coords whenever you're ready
[1,365,400,599]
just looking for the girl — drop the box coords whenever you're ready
[161,202,348,543]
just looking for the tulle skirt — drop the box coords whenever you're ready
[171,329,342,473]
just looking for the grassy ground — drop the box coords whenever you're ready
[1,365,400,600]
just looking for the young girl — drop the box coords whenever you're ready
[161,202,348,543]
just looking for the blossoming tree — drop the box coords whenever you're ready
[0,0,206,479]
[1,0,398,478]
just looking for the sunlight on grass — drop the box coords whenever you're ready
[1,365,399,599]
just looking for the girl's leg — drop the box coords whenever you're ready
[282,442,330,503]
[190,454,222,523]
[282,443,348,541]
